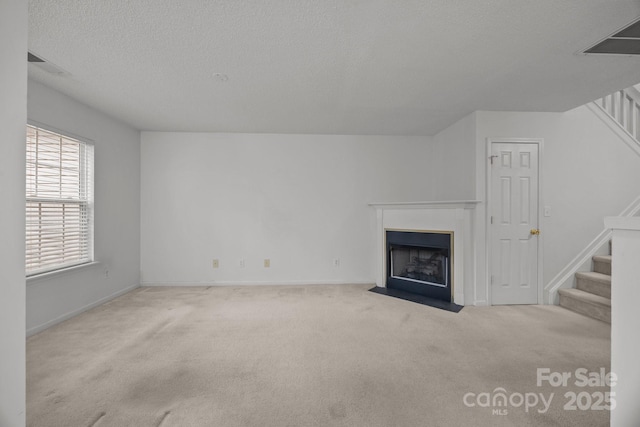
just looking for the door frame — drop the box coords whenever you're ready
[485,137,545,305]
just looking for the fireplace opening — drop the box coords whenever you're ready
[390,246,448,287]
[386,230,452,302]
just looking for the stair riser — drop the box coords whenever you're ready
[593,260,611,275]
[576,278,611,299]
[559,294,611,323]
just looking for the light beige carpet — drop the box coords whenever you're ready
[27,284,611,427]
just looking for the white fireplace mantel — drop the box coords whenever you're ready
[371,200,480,306]
[369,200,481,209]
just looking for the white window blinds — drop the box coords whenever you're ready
[26,125,94,276]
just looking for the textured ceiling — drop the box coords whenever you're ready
[28,0,640,135]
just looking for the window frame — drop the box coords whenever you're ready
[25,121,95,278]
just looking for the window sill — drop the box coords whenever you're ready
[26,261,101,286]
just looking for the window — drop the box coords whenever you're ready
[26,125,94,276]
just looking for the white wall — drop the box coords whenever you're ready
[141,133,434,285]
[26,80,141,335]
[0,0,27,425]
[473,106,640,303]
[431,112,476,200]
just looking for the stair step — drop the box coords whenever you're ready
[593,255,612,275]
[576,271,611,298]
[559,288,611,323]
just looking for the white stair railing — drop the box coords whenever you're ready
[594,87,640,143]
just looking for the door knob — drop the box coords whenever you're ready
[530,229,540,235]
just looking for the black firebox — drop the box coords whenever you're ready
[386,230,452,302]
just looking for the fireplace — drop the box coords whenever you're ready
[371,200,479,306]
[386,230,453,302]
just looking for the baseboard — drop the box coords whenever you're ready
[544,104,640,304]
[141,279,375,287]
[26,283,140,336]
[545,194,640,304]
[587,102,640,158]
[544,229,611,305]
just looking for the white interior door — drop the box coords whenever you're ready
[490,142,539,305]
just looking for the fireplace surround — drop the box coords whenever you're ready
[370,200,480,306]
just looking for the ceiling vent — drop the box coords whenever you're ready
[27,51,70,75]
[584,18,640,55]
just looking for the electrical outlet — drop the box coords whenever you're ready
[239,259,245,268]
[333,258,340,267]
[264,259,270,268]
[212,259,219,268]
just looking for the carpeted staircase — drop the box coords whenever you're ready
[558,253,611,323]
